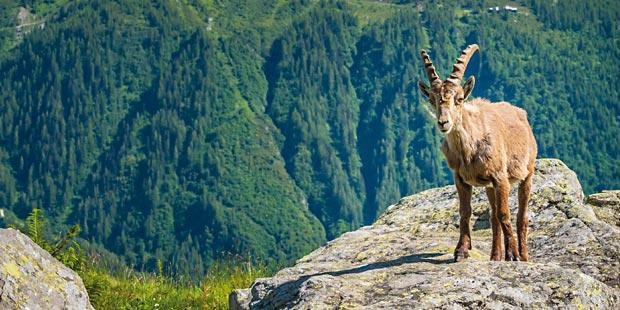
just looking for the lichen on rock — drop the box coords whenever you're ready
[0,228,93,309]
[231,159,620,309]
[587,190,620,227]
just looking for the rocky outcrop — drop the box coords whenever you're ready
[0,228,93,309]
[231,159,620,309]
[588,190,620,227]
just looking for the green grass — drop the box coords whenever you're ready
[203,258,270,309]
[81,257,270,309]
[82,268,203,309]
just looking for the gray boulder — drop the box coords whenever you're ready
[0,228,93,309]
[231,159,620,309]
[587,190,620,227]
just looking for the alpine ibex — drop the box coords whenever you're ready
[418,44,537,262]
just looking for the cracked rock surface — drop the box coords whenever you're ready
[0,228,93,309]
[231,159,620,309]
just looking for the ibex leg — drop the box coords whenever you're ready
[494,177,520,261]
[486,187,502,261]
[517,173,533,261]
[454,175,472,262]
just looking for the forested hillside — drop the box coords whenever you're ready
[0,0,618,277]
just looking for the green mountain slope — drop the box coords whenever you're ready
[0,0,618,276]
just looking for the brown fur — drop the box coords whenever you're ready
[419,46,537,262]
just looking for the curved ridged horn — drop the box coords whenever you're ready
[420,49,440,85]
[446,44,479,85]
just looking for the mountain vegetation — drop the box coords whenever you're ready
[0,0,618,280]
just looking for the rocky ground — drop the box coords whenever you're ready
[231,159,620,309]
[0,229,93,309]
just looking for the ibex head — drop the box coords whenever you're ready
[418,44,479,134]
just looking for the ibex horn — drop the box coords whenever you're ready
[420,49,441,85]
[447,44,479,85]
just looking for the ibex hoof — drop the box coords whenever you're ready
[454,248,469,262]
[505,251,521,262]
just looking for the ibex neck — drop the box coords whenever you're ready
[446,106,479,163]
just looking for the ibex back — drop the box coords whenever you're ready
[418,44,537,262]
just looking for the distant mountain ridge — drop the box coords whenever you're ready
[0,0,618,276]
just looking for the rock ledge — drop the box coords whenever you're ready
[231,159,620,309]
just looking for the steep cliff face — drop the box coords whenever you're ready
[0,229,93,309]
[231,159,620,309]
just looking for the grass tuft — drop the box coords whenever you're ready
[81,256,270,309]
[203,257,269,309]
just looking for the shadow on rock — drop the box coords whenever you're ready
[252,252,450,308]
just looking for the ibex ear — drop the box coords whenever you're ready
[418,81,431,99]
[463,76,475,100]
